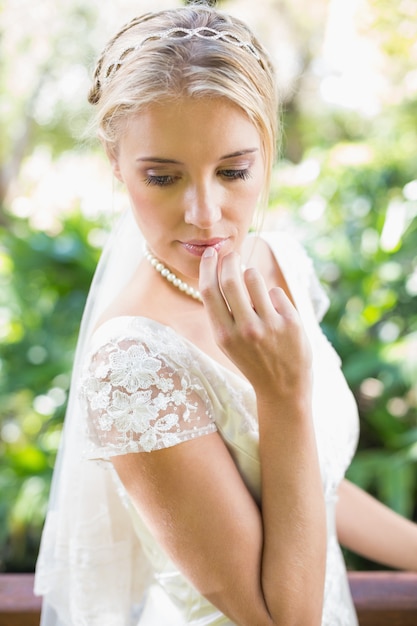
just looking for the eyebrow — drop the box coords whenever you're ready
[136,148,259,164]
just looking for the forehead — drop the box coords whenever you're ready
[119,97,262,158]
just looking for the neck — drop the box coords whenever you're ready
[144,247,203,303]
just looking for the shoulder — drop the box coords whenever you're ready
[256,230,310,264]
[89,316,194,365]
[79,316,217,457]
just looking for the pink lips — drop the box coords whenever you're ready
[181,239,228,257]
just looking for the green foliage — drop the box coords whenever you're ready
[0,212,101,571]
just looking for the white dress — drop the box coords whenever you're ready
[80,232,360,626]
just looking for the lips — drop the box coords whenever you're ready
[181,238,228,257]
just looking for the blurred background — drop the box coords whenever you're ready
[0,0,416,573]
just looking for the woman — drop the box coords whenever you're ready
[34,4,417,625]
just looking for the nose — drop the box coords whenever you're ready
[183,182,222,228]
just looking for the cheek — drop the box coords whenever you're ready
[129,204,165,245]
[123,172,144,201]
[123,177,154,212]
[126,187,177,235]
[240,177,264,209]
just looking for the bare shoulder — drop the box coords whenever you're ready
[94,258,184,329]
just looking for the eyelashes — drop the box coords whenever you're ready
[143,168,252,187]
[220,169,252,181]
[144,174,178,187]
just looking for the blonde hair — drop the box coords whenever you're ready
[89,5,279,205]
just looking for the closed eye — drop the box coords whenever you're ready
[219,169,252,181]
[144,174,179,187]
[144,169,252,186]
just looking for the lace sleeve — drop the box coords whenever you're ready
[79,334,217,459]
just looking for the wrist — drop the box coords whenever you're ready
[256,388,313,424]
[254,373,313,413]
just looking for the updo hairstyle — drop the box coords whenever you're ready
[88,5,279,203]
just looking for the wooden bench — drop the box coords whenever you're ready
[349,571,417,626]
[0,575,39,626]
[0,572,416,625]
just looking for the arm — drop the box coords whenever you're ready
[337,479,417,571]
[112,249,327,626]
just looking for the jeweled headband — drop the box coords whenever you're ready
[103,26,263,84]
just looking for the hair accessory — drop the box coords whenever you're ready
[144,246,203,302]
[104,26,261,83]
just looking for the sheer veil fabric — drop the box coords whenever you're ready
[34,210,153,625]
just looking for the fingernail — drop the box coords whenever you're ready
[202,247,215,259]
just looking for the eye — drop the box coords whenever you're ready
[144,174,179,187]
[219,169,252,181]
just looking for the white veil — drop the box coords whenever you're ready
[34,208,153,625]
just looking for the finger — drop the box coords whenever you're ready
[199,247,233,323]
[243,267,279,319]
[217,252,255,322]
[268,286,299,320]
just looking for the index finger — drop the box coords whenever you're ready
[199,247,233,328]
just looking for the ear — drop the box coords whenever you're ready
[105,145,124,182]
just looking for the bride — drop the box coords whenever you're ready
[35,4,417,625]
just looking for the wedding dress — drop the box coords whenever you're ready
[35,213,359,625]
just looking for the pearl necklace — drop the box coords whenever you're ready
[144,248,203,303]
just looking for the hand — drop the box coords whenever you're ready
[199,247,312,399]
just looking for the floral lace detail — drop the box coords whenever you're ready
[80,326,217,457]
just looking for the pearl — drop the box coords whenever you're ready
[144,247,203,303]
